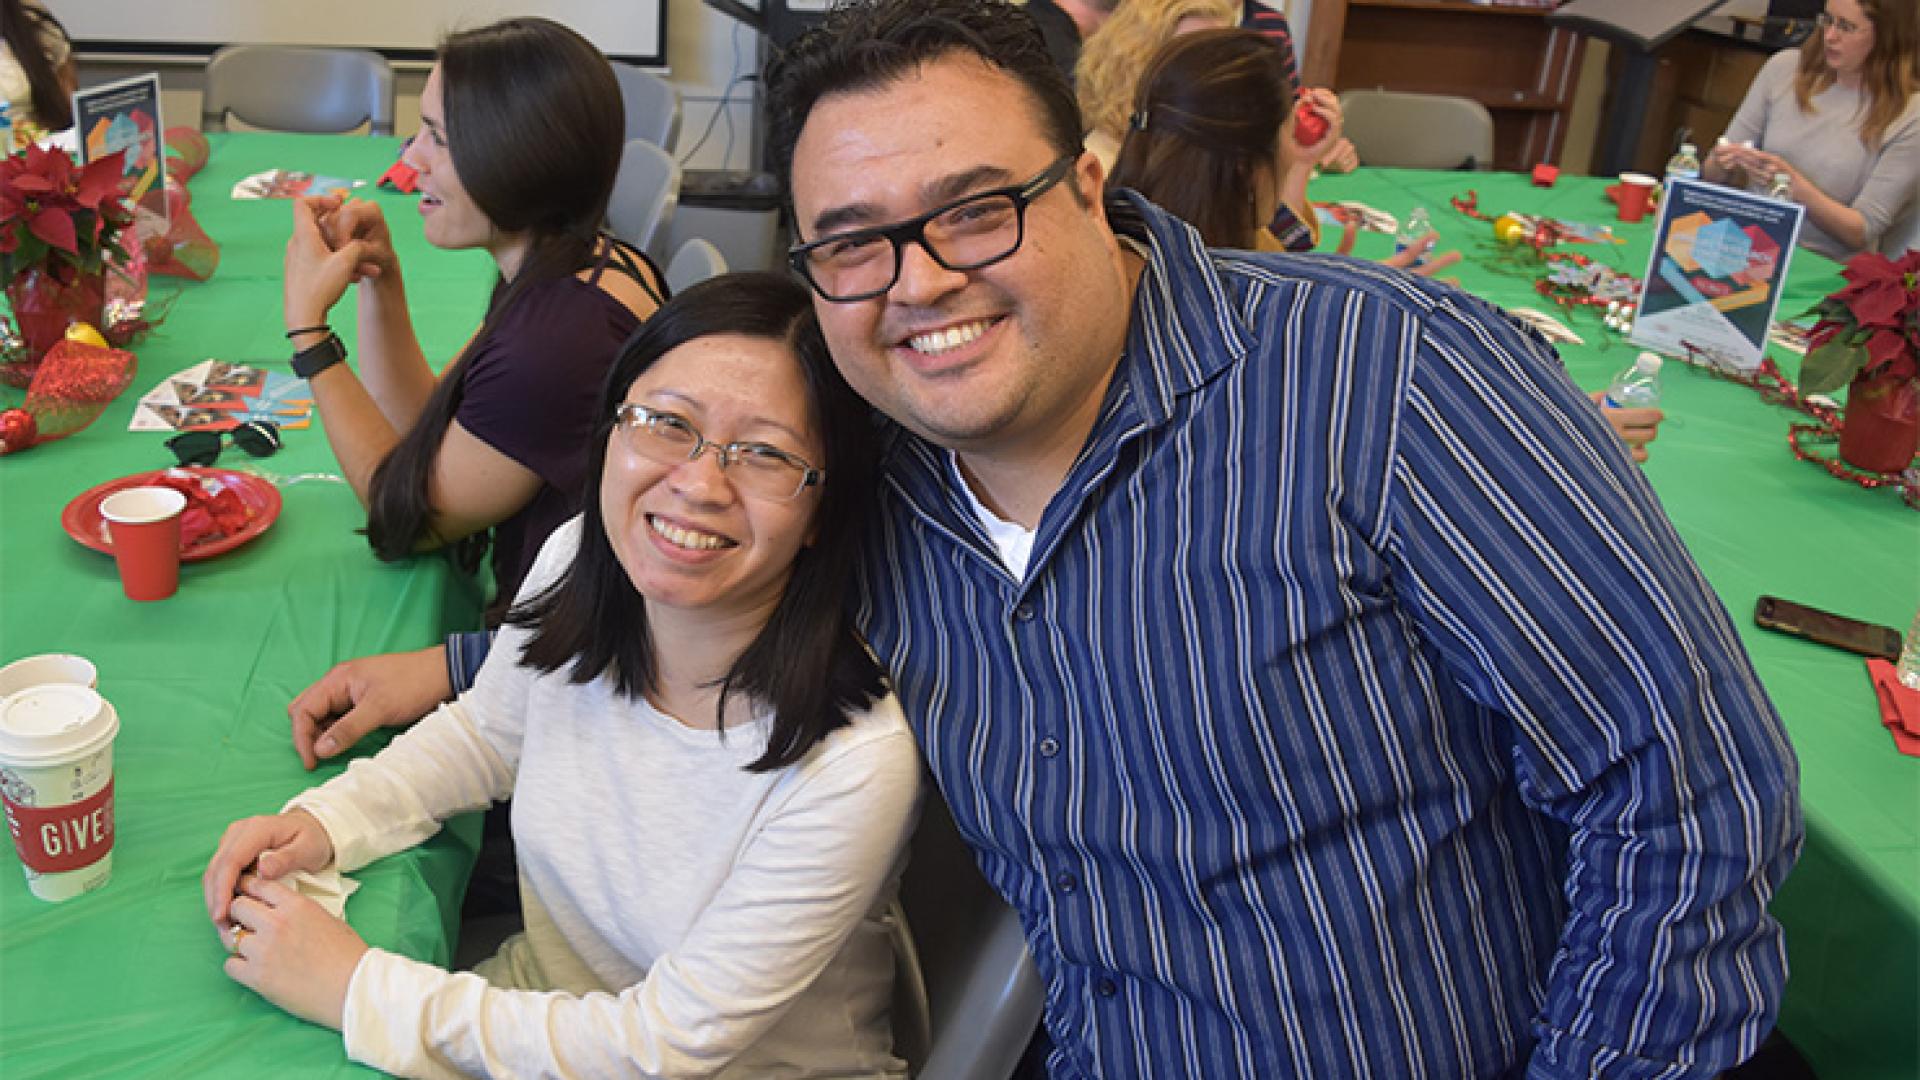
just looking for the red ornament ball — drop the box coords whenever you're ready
[1295,101,1329,147]
[0,408,37,454]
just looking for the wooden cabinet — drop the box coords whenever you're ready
[1303,0,1586,171]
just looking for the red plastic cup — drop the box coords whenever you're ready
[1617,173,1657,223]
[98,486,186,602]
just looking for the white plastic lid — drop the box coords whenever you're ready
[0,685,118,765]
[1635,351,1664,374]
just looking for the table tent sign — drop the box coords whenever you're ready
[1630,177,1805,372]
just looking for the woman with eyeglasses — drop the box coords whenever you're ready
[1704,0,1919,258]
[204,273,920,1078]
[284,17,665,624]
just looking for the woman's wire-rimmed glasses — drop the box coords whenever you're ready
[614,403,823,501]
[165,420,283,467]
[788,154,1079,303]
[1814,11,1865,35]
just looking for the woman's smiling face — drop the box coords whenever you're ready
[599,334,826,625]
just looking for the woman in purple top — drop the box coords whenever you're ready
[283,17,664,620]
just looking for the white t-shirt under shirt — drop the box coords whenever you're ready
[291,516,923,1079]
[952,451,1037,579]
[1723,49,1920,259]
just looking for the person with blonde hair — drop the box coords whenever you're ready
[1074,0,1240,168]
[1704,0,1919,258]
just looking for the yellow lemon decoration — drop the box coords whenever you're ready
[64,322,108,348]
[1494,215,1528,244]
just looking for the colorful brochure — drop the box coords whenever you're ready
[128,361,314,433]
[1629,177,1805,371]
[73,74,168,241]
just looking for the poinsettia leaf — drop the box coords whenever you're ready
[1843,276,1908,328]
[72,152,125,209]
[26,206,76,254]
[1800,339,1867,394]
[1866,327,1910,370]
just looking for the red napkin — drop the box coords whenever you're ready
[1865,658,1920,756]
[150,470,254,547]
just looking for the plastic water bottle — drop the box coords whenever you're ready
[1665,142,1701,183]
[1603,351,1663,410]
[1899,609,1920,690]
[1395,207,1434,266]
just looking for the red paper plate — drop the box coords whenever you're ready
[63,467,282,562]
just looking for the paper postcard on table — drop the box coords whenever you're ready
[232,169,368,201]
[128,361,314,433]
[1629,178,1804,372]
[72,74,167,242]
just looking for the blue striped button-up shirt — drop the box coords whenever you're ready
[854,194,1801,1079]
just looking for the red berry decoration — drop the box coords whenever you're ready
[0,407,37,454]
[1295,101,1329,148]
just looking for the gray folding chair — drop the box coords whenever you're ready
[891,795,1044,1080]
[665,238,728,295]
[1338,89,1495,171]
[203,45,394,136]
[611,61,682,151]
[607,139,682,263]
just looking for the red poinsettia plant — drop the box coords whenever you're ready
[0,144,133,284]
[1799,247,1920,394]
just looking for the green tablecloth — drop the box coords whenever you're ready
[0,134,493,1077]
[1315,169,1920,1080]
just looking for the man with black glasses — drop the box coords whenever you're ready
[294,1,1800,1076]
[769,1,1798,1077]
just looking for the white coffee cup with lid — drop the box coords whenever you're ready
[0,684,120,902]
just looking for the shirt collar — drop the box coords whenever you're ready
[1106,189,1254,426]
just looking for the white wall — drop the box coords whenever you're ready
[62,0,765,172]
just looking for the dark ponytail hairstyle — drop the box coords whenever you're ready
[507,272,887,773]
[365,17,624,567]
[1108,28,1295,248]
[1,0,72,130]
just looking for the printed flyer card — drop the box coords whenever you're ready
[73,74,167,241]
[129,361,314,433]
[1629,178,1805,371]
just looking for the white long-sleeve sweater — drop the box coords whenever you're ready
[291,518,923,1079]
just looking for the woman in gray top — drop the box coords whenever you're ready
[1705,0,1918,259]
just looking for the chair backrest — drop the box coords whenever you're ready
[891,795,1045,1080]
[203,45,394,136]
[612,61,682,151]
[1338,89,1495,171]
[607,139,682,263]
[665,238,728,295]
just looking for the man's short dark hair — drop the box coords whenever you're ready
[764,0,1084,199]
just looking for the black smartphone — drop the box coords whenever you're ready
[1753,596,1903,661]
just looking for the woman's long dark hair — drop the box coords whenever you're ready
[507,273,887,772]
[1108,29,1295,248]
[365,17,624,568]
[1,0,72,130]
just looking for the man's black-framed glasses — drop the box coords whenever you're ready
[165,420,283,467]
[788,154,1078,303]
[614,403,824,501]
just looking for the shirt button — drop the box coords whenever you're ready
[1096,977,1118,998]
[1013,603,1035,622]
[1054,871,1077,893]
[1038,736,1060,758]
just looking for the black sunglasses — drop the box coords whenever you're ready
[165,420,283,467]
